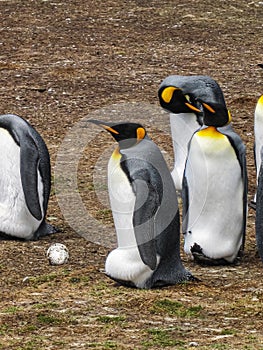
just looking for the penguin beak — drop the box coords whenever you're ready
[202,103,216,113]
[88,119,119,135]
[185,102,201,113]
[100,125,119,135]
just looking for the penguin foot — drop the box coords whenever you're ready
[151,272,198,288]
[191,243,230,266]
[33,222,60,240]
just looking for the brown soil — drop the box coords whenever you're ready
[0,1,262,349]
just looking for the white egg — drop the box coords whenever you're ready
[46,243,69,265]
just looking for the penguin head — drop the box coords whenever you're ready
[88,119,147,149]
[258,63,263,69]
[197,99,231,127]
[158,86,201,114]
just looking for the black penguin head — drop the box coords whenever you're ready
[258,64,263,69]
[197,99,231,127]
[158,86,201,114]
[88,119,147,149]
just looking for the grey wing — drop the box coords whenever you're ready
[122,159,162,271]
[20,134,43,221]
[182,171,189,234]
[132,177,160,270]
[222,129,248,250]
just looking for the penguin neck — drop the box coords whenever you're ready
[111,146,121,160]
[198,126,224,138]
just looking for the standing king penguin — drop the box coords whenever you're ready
[158,75,227,192]
[0,114,57,240]
[254,63,263,262]
[182,100,247,265]
[89,120,194,288]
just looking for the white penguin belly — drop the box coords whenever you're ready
[184,130,243,262]
[170,113,200,191]
[0,128,43,239]
[106,149,155,286]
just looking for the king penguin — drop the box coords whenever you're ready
[253,64,263,207]
[0,114,57,240]
[89,119,194,288]
[182,100,247,265]
[158,75,228,192]
[254,63,263,262]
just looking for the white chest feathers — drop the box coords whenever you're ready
[184,128,244,262]
[0,128,43,239]
[107,148,136,248]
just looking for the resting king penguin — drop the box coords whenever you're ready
[253,64,263,205]
[182,101,247,265]
[254,63,263,262]
[89,119,194,288]
[0,114,57,240]
[158,75,228,192]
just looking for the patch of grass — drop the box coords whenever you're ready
[30,273,57,286]
[211,345,228,349]
[220,329,236,335]
[96,208,112,219]
[69,276,90,284]
[19,325,38,333]
[3,306,23,314]
[15,338,46,350]
[151,298,203,317]
[0,324,9,335]
[86,340,119,348]
[97,315,126,324]
[33,302,60,309]
[37,313,63,325]
[142,328,185,348]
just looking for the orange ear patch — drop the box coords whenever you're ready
[161,86,178,103]
[136,127,146,141]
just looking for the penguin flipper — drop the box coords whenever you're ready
[220,129,248,252]
[20,134,43,221]
[132,176,160,271]
[182,171,189,234]
[256,159,263,263]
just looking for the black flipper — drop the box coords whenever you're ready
[20,134,42,220]
[121,158,162,271]
[220,127,248,253]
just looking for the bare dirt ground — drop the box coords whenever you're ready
[0,1,263,349]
